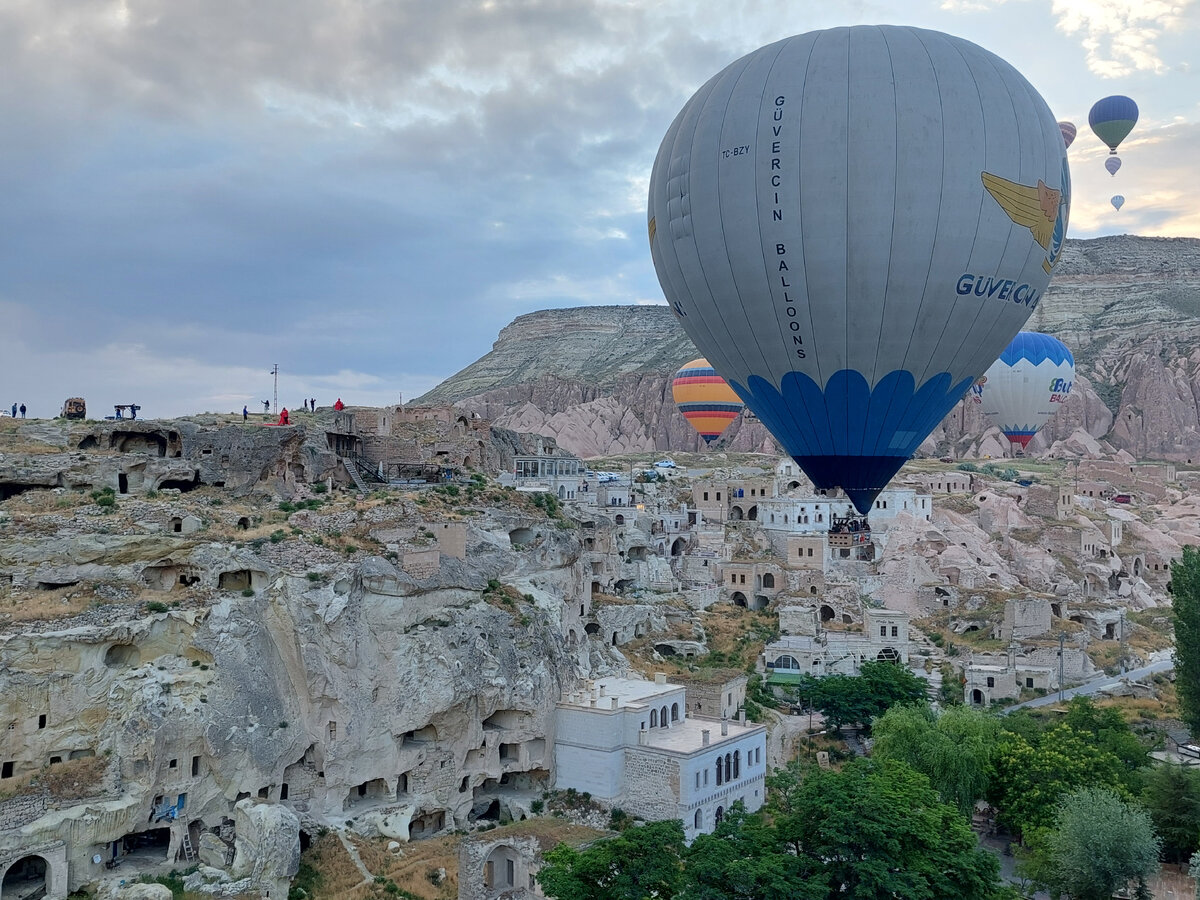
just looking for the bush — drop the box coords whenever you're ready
[95,494,116,508]
[241,588,255,597]
[269,529,287,543]
[306,572,323,582]
[530,799,545,815]
[312,482,328,494]
[145,601,169,613]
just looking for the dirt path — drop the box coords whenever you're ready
[337,830,374,886]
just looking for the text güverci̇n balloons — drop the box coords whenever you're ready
[1089,95,1138,154]
[1112,195,1125,211]
[1105,156,1122,176]
[1059,121,1077,149]
[970,332,1074,450]
[672,358,745,444]
[648,25,1071,514]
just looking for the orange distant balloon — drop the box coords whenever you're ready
[672,358,744,443]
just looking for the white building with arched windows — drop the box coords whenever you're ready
[553,675,766,841]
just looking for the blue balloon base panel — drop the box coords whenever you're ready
[793,455,910,514]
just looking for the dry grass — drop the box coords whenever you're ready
[1,585,94,621]
[301,832,369,898]
[352,833,461,900]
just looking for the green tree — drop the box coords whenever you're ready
[536,820,685,900]
[769,757,1008,900]
[1142,762,1200,863]
[1173,546,1200,734]
[1062,696,1149,789]
[1021,787,1160,900]
[990,723,1127,834]
[872,703,1001,816]
[792,660,927,732]
[680,804,826,900]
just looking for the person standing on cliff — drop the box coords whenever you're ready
[242,406,248,422]
[19,404,25,418]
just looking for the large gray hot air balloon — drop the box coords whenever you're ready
[648,25,1070,513]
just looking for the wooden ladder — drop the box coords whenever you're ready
[181,830,197,862]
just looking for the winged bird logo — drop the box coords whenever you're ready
[981,172,1062,254]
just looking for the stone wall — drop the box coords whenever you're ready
[621,748,679,822]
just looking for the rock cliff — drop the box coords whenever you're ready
[419,236,1200,461]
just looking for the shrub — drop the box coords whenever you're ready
[146,601,169,613]
[95,494,115,508]
[530,799,544,815]
[312,482,328,494]
[269,529,287,543]
[241,588,255,597]
[306,572,323,582]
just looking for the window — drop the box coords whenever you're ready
[169,758,177,769]
[1,761,13,779]
[328,722,337,741]
[716,492,722,501]
[703,492,709,501]
[280,783,289,800]
[1026,677,1034,688]
[715,761,723,786]
[695,772,700,789]
[704,768,708,785]
[740,574,746,584]
[986,676,995,688]
[891,626,898,637]
[192,756,200,776]
[694,809,703,829]
[651,709,658,727]
[38,714,46,729]
[880,626,887,637]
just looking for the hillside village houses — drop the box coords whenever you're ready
[553,675,767,841]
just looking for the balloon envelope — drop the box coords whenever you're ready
[648,25,1071,513]
[1105,156,1122,176]
[1112,195,1125,210]
[1058,121,1077,149]
[672,358,744,443]
[975,332,1074,449]
[1089,95,1138,154]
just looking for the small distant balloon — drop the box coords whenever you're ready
[1089,95,1138,154]
[672,358,744,444]
[1111,195,1125,211]
[1105,156,1122,176]
[1058,121,1077,149]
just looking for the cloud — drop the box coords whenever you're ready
[940,0,1198,76]
[1064,121,1200,237]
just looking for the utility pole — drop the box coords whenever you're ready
[269,364,279,414]
[1058,631,1066,702]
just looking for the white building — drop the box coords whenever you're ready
[553,675,767,841]
[762,609,912,684]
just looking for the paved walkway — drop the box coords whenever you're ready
[1003,657,1174,713]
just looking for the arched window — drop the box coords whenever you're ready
[733,750,740,779]
[694,809,702,830]
[650,709,658,728]
[671,702,679,722]
[715,761,723,786]
[661,705,668,727]
[724,752,732,782]
[773,655,800,670]
[762,572,775,588]
[715,805,724,824]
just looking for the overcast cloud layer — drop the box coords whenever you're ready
[1,0,1197,418]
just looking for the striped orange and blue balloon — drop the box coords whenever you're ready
[672,358,744,443]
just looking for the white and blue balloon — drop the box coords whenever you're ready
[971,332,1075,451]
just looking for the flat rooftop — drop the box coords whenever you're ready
[640,715,765,755]
[559,677,683,710]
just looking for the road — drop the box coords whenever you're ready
[1003,656,1174,712]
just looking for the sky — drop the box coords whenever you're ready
[0,0,1197,418]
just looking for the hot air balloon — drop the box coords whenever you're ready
[1112,195,1125,211]
[1089,95,1138,154]
[976,332,1074,451]
[1059,121,1077,149]
[648,25,1070,514]
[1105,156,1121,176]
[672,358,745,443]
